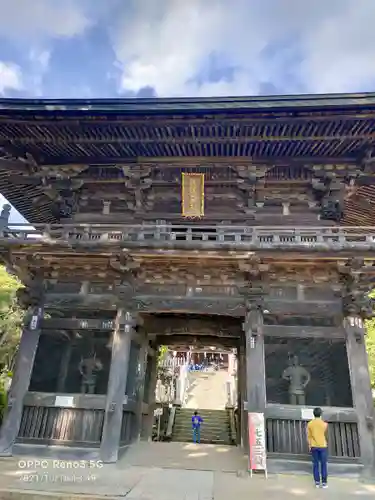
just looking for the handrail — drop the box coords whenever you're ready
[227,407,237,445]
[166,406,176,438]
[5,223,375,230]
[2,223,375,249]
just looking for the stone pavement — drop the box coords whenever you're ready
[0,442,373,499]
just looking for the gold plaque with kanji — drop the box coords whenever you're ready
[181,173,204,217]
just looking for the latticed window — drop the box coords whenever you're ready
[264,337,353,408]
[29,331,112,395]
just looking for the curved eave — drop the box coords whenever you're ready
[1,112,375,166]
[0,92,375,225]
[344,186,375,226]
[1,91,375,113]
[0,173,54,224]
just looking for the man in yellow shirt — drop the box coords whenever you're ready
[307,407,328,488]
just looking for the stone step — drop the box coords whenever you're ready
[172,436,233,444]
[177,408,229,413]
[175,419,229,426]
[174,419,229,425]
[173,407,233,445]
[173,429,231,436]
[176,414,229,421]
[173,426,230,435]
[173,430,232,438]
[173,430,231,436]
[174,421,230,428]
[173,436,231,442]
[173,436,232,443]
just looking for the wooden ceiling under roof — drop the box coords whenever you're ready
[0,93,375,225]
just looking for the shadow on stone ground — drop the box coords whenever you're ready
[0,442,373,499]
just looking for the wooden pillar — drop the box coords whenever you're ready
[0,305,44,456]
[243,301,266,451]
[244,302,266,412]
[134,333,148,441]
[237,345,247,448]
[142,352,158,441]
[100,309,135,463]
[345,316,375,477]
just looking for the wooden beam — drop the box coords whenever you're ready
[20,155,357,167]
[156,335,238,348]
[42,318,115,330]
[135,296,245,317]
[264,299,342,316]
[8,133,375,146]
[24,392,108,410]
[263,325,344,338]
[265,404,357,423]
[41,290,343,318]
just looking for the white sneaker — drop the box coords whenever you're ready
[322,484,328,489]
[315,483,321,488]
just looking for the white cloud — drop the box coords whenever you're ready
[113,0,233,97]
[0,0,92,40]
[0,0,374,98]
[0,0,94,97]
[27,49,51,96]
[301,2,375,93]
[29,50,50,72]
[112,0,375,97]
[0,61,22,94]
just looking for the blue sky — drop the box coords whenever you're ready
[1,0,375,222]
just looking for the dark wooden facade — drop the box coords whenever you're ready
[0,94,374,474]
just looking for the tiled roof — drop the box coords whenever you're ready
[0,92,374,224]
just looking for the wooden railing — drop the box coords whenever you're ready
[266,418,360,459]
[4,223,375,250]
[18,405,104,445]
[120,410,135,445]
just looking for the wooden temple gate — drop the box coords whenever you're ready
[0,94,374,475]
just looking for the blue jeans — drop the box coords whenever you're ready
[192,426,201,443]
[311,447,328,484]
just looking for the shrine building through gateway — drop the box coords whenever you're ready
[0,93,374,476]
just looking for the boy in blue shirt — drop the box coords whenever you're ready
[192,411,203,443]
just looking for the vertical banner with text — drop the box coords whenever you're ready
[181,173,205,217]
[248,412,267,472]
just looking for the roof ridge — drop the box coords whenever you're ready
[1,92,375,113]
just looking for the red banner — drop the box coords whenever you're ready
[248,412,267,471]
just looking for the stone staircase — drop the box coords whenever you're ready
[184,369,228,410]
[172,408,234,445]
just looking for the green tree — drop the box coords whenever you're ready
[0,266,24,374]
[157,345,168,367]
[365,290,375,389]
[366,317,375,388]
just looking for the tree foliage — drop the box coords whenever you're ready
[157,345,168,367]
[0,266,24,374]
[157,346,172,385]
[366,317,375,388]
[365,290,375,388]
